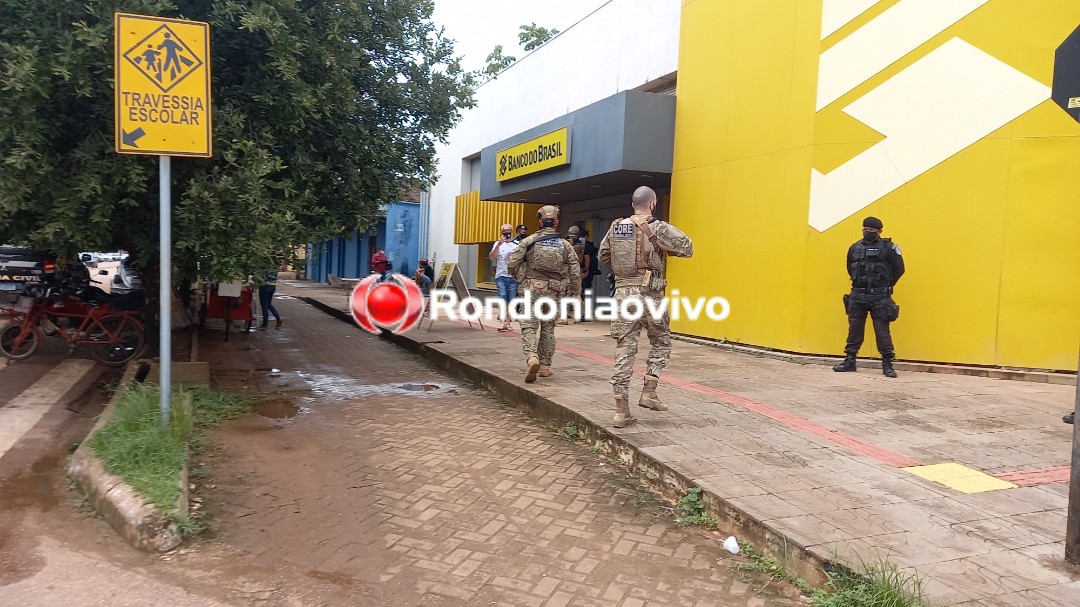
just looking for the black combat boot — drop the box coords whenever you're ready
[1064,412,1075,425]
[882,357,897,378]
[832,355,857,372]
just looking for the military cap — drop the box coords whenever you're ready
[537,205,559,220]
[862,216,883,230]
[567,226,580,235]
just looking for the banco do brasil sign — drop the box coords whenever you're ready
[496,127,571,182]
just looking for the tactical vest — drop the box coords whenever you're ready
[608,215,664,279]
[571,239,585,266]
[850,238,894,289]
[523,232,571,275]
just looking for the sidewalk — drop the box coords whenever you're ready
[282,279,1079,606]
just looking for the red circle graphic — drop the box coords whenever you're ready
[349,273,425,335]
[367,283,407,325]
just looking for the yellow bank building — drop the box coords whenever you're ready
[429,0,1080,372]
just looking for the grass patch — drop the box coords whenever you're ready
[674,487,718,529]
[736,544,813,595]
[89,382,250,528]
[811,557,932,607]
[736,545,934,606]
[561,421,579,440]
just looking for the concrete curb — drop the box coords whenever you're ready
[67,361,191,553]
[672,334,1078,385]
[301,296,829,585]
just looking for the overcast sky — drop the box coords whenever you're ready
[431,0,611,73]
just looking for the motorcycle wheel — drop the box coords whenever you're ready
[0,322,43,361]
[88,316,145,366]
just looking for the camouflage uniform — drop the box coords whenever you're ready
[599,212,693,425]
[508,208,581,383]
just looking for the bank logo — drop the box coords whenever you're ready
[123,24,204,93]
[350,274,424,334]
[809,0,1052,232]
[494,127,571,183]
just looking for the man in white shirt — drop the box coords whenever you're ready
[489,223,520,331]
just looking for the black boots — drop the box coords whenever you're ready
[1065,412,1075,425]
[832,355,857,372]
[833,354,897,377]
[882,359,897,378]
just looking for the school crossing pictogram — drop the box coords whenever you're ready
[123,25,204,93]
[114,13,212,157]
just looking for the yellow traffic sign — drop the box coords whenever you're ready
[114,13,211,157]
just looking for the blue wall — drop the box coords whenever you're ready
[385,202,420,277]
[304,202,419,282]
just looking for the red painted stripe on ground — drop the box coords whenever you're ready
[659,375,921,469]
[995,466,1071,487]
[454,320,921,469]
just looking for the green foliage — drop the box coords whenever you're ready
[478,23,558,81]
[590,441,603,454]
[90,383,189,512]
[561,421,579,440]
[518,22,559,51]
[633,493,652,507]
[172,512,204,536]
[674,487,718,529]
[811,557,931,607]
[189,384,251,429]
[89,382,250,534]
[0,0,474,283]
[480,44,516,81]
[736,544,813,595]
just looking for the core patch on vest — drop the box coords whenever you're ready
[612,224,635,238]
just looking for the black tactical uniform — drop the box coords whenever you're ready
[834,216,905,377]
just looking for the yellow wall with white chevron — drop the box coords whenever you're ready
[668,0,1080,370]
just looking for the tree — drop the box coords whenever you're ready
[518,22,559,51]
[480,44,517,81]
[0,0,475,285]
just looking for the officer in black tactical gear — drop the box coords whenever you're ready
[833,216,905,377]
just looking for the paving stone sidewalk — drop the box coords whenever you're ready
[281,279,1080,606]
[198,292,805,607]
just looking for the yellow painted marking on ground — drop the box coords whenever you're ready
[903,462,1017,494]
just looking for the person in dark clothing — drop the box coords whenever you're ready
[259,272,282,329]
[414,258,434,295]
[833,216,905,377]
[578,230,600,322]
[581,229,599,291]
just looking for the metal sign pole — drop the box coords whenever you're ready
[114,12,209,426]
[1066,349,1080,564]
[159,155,172,425]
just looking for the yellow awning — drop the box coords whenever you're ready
[454,191,543,244]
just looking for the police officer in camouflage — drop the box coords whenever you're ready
[599,186,694,427]
[833,216,905,378]
[508,205,581,384]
